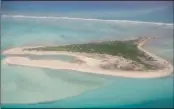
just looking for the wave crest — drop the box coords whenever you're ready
[2,14,173,28]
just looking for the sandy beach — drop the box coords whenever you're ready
[2,37,173,78]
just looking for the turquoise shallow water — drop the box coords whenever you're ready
[2,75,174,108]
[5,54,74,62]
[1,16,173,108]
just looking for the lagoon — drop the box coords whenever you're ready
[1,14,173,108]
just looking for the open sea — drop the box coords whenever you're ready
[1,15,173,108]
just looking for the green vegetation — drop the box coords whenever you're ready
[24,40,154,69]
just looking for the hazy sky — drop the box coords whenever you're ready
[1,1,173,23]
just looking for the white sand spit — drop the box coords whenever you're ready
[2,37,173,78]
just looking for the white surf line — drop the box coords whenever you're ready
[2,14,174,27]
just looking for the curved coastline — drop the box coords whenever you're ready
[2,37,173,78]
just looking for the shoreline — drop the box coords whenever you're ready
[2,37,173,78]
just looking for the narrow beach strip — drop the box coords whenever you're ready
[2,37,173,78]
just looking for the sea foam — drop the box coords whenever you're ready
[1,14,173,104]
[2,14,173,28]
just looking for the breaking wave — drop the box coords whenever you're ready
[1,14,173,105]
[2,14,173,28]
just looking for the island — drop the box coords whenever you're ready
[2,36,173,78]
